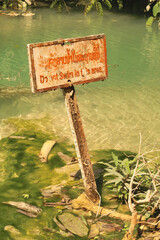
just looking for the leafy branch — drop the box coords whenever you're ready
[100,134,160,239]
[77,0,113,15]
[146,0,160,27]
[50,0,71,13]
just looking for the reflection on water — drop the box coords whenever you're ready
[0,9,160,152]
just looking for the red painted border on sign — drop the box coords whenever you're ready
[27,34,108,93]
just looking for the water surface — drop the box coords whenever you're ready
[0,9,160,153]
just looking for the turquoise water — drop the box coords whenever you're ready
[0,9,160,152]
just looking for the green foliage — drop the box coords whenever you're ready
[49,0,71,13]
[102,0,112,10]
[146,0,160,27]
[57,2,62,13]
[84,1,94,15]
[50,0,58,9]
[77,0,124,15]
[117,0,123,10]
[2,3,7,8]
[78,0,113,15]
[146,16,154,26]
[100,151,160,218]
[96,1,103,15]
[122,223,130,233]
[100,152,137,202]
[153,1,160,17]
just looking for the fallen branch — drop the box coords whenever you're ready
[17,209,38,218]
[138,220,160,227]
[151,198,160,216]
[43,227,74,237]
[72,193,132,222]
[3,201,42,217]
[44,202,72,206]
[58,152,78,164]
[39,140,56,163]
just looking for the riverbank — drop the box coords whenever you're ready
[0,0,149,16]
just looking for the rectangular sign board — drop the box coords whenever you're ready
[27,34,108,93]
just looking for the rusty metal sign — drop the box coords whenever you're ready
[27,34,108,93]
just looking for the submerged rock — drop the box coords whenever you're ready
[53,217,67,231]
[9,135,35,140]
[4,225,21,236]
[70,167,104,179]
[96,221,122,233]
[41,184,63,198]
[58,212,89,237]
[4,225,33,240]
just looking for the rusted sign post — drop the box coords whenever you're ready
[27,34,108,203]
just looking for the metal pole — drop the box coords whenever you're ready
[63,86,100,204]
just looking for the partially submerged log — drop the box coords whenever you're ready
[39,140,56,163]
[3,201,42,217]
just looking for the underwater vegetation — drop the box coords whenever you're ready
[0,116,159,239]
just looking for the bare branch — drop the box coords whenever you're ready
[140,149,160,158]
[125,135,160,238]
[128,158,140,212]
[151,198,160,216]
[138,220,160,226]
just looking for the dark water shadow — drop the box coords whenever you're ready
[72,149,136,199]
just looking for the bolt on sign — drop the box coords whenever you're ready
[27,34,108,204]
[27,34,108,93]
